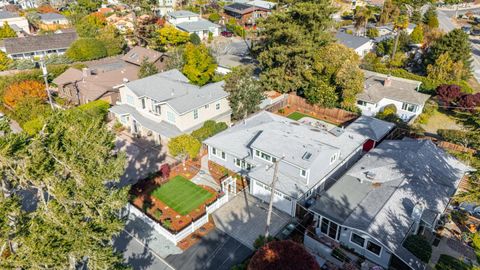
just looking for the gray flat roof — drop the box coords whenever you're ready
[167,10,199,18]
[345,116,394,142]
[176,19,220,32]
[311,139,471,269]
[335,31,372,49]
[125,69,228,115]
[204,111,393,198]
[0,11,19,19]
[39,12,66,21]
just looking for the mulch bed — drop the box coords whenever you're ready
[169,158,201,180]
[177,220,216,250]
[208,161,248,192]
[130,172,219,232]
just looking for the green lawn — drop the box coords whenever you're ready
[150,175,214,216]
[435,254,472,270]
[287,111,313,121]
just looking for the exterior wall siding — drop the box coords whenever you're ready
[357,97,424,122]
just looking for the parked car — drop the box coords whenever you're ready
[276,222,297,240]
[458,202,480,219]
[462,25,472,34]
[472,29,480,36]
[221,31,233,37]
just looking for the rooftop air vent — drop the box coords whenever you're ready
[302,152,312,160]
[365,171,376,180]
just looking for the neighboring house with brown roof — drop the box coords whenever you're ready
[0,31,77,59]
[121,46,168,71]
[53,46,168,106]
[356,70,430,122]
[106,13,135,34]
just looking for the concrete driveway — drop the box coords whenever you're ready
[212,192,292,249]
[115,133,176,187]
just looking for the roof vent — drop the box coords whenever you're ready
[384,75,392,87]
[302,152,312,160]
[365,171,376,180]
[123,78,129,83]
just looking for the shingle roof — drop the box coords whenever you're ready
[39,12,66,21]
[3,32,77,54]
[0,11,19,19]
[121,46,163,66]
[311,139,472,269]
[224,3,256,14]
[335,31,372,49]
[176,19,220,32]
[167,10,199,18]
[125,69,229,115]
[358,70,430,105]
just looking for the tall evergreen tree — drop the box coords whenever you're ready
[255,0,336,93]
[0,108,129,269]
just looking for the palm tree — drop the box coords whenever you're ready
[354,6,374,36]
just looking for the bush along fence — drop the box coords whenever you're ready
[125,178,232,245]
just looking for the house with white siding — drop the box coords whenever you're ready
[204,112,394,217]
[307,139,472,269]
[166,10,220,40]
[356,70,430,122]
[109,69,231,144]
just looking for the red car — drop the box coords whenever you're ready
[221,31,233,37]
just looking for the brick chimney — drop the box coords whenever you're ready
[384,75,392,87]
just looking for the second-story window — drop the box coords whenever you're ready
[216,103,220,110]
[167,111,175,123]
[141,98,146,109]
[193,109,198,119]
[300,169,307,178]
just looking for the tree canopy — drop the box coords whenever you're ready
[66,38,108,61]
[156,26,190,48]
[0,107,129,269]
[223,66,265,120]
[182,43,217,86]
[3,80,46,108]
[138,57,159,78]
[0,22,16,39]
[255,0,336,93]
[75,13,107,38]
[168,134,201,159]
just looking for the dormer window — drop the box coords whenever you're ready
[300,169,307,178]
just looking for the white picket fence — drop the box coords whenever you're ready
[127,193,229,245]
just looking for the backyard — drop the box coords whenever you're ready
[151,175,214,216]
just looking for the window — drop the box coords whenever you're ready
[205,104,209,109]
[234,158,253,171]
[330,154,337,164]
[319,217,339,240]
[212,147,217,155]
[141,98,146,109]
[154,104,161,115]
[300,169,307,178]
[211,147,226,160]
[350,233,366,248]
[401,103,418,113]
[221,151,226,160]
[216,103,220,110]
[167,111,176,123]
[193,109,198,119]
[357,100,368,106]
[126,95,135,105]
[366,241,382,256]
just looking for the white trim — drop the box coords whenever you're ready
[349,232,366,248]
[366,240,383,257]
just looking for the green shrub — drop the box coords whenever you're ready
[253,235,274,249]
[191,120,228,141]
[208,13,221,23]
[22,117,44,136]
[435,254,471,270]
[153,209,162,220]
[66,38,108,61]
[77,100,110,118]
[190,33,201,45]
[163,219,172,229]
[471,233,480,263]
[366,28,379,39]
[403,235,432,262]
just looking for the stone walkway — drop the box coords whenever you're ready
[191,155,220,191]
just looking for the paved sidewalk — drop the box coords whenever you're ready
[191,155,220,190]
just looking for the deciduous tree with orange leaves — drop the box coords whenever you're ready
[3,80,46,108]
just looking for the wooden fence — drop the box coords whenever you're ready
[437,141,477,154]
[266,94,358,125]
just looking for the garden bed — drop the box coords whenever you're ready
[208,160,248,191]
[130,175,218,232]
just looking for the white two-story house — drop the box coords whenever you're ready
[356,70,430,122]
[109,69,231,144]
[166,10,220,40]
[204,112,394,217]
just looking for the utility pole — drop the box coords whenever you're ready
[264,156,284,238]
[40,61,55,110]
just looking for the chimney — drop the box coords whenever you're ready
[82,68,90,81]
[384,75,392,87]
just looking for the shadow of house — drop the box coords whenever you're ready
[307,138,473,270]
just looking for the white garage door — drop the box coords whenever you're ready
[251,180,294,216]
